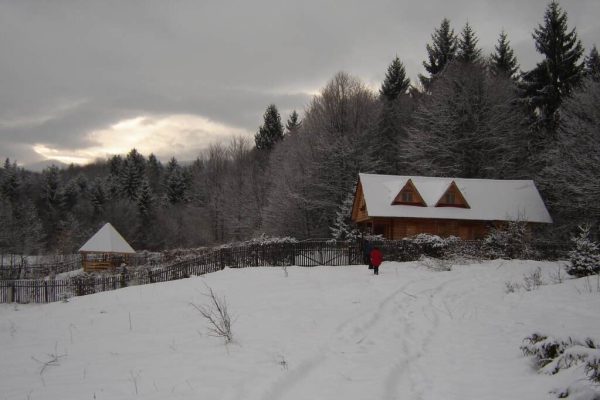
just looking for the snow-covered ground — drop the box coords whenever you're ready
[1,260,598,400]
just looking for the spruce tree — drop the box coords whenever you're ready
[457,22,482,64]
[419,18,458,89]
[119,148,146,201]
[520,1,584,128]
[567,224,600,277]
[146,153,164,193]
[585,46,600,81]
[136,178,154,218]
[0,158,19,204]
[380,56,411,101]
[164,158,187,204]
[490,31,519,78]
[108,155,123,177]
[285,110,302,135]
[255,104,284,150]
[330,191,361,240]
[90,179,107,217]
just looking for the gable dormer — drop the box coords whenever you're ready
[435,181,470,208]
[392,179,426,207]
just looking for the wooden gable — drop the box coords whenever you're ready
[435,181,470,208]
[392,179,426,207]
[351,180,369,222]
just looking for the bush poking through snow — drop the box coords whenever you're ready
[568,224,600,278]
[191,286,233,343]
[549,264,566,284]
[32,343,67,376]
[505,267,544,293]
[523,267,543,291]
[577,274,600,294]
[505,281,520,293]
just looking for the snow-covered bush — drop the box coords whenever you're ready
[410,233,458,248]
[567,224,600,277]
[406,234,459,259]
[482,220,534,259]
[418,255,452,271]
[586,354,600,383]
[219,234,298,248]
[521,333,600,397]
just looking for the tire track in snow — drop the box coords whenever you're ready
[382,276,463,400]
[261,352,327,400]
[260,277,427,400]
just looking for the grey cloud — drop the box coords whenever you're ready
[1,0,598,164]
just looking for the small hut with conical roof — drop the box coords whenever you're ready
[79,223,136,272]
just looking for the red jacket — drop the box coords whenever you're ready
[370,248,383,267]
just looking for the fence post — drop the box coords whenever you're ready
[9,282,15,303]
[44,281,48,303]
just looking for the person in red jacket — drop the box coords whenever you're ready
[370,246,383,275]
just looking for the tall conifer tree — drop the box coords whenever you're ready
[285,110,302,135]
[380,56,411,101]
[419,18,458,89]
[520,1,584,128]
[585,46,600,81]
[457,22,482,64]
[255,104,284,150]
[490,31,519,78]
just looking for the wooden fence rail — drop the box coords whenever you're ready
[0,240,570,304]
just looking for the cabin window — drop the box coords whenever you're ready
[392,179,426,206]
[444,192,456,204]
[435,181,470,208]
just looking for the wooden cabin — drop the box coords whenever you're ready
[351,174,552,240]
[79,223,136,272]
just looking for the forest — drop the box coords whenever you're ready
[1,1,599,254]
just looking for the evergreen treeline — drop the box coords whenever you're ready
[1,1,599,253]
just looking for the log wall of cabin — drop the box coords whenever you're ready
[391,218,488,240]
[360,218,491,240]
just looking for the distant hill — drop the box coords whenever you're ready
[24,159,69,172]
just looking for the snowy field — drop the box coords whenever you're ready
[1,260,599,400]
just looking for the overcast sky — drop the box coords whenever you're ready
[1,0,598,167]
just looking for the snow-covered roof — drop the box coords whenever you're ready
[359,173,552,223]
[79,223,136,254]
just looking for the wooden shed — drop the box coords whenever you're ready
[351,174,552,240]
[79,223,136,272]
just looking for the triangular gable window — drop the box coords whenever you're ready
[391,179,426,207]
[435,181,470,208]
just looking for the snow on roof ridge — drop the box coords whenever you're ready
[79,222,136,254]
[358,173,552,223]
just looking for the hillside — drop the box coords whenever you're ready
[1,260,599,400]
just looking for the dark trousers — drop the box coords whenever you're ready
[373,266,379,275]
